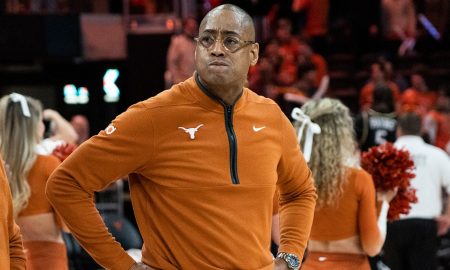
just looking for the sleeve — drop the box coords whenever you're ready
[276,112,317,261]
[46,103,154,270]
[272,189,280,215]
[9,224,25,270]
[44,156,69,231]
[0,160,26,270]
[357,169,384,256]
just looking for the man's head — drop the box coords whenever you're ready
[183,17,198,38]
[410,72,427,92]
[276,18,292,43]
[372,84,394,113]
[397,112,422,136]
[70,114,90,144]
[370,61,386,82]
[195,4,259,88]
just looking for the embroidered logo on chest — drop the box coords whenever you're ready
[178,124,204,139]
[253,125,266,132]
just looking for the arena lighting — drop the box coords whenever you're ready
[64,84,89,105]
[418,14,441,40]
[103,69,120,103]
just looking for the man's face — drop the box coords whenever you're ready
[411,74,425,89]
[184,18,198,38]
[195,9,259,87]
[371,64,383,81]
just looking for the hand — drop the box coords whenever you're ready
[377,188,398,203]
[284,93,309,104]
[43,109,60,121]
[274,258,289,270]
[436,215,450,236]
[129,262,157,270]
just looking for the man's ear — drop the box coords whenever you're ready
[249,43,259,66]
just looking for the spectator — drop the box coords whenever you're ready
[423,88,450,153]
[381,0,417,56]
[292,0,330,55]
[400,67,438,115]
[165,17,198,86]
[359,60,401,112]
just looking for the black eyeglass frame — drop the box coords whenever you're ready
[194,35,256,53]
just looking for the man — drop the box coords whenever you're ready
[46,4,316,270]
[383,112,450,270]
[0,157,26,270]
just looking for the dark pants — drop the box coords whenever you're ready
[382,218,438,270]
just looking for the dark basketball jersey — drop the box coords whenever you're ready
[355,110,397,151]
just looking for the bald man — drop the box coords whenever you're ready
[46,4,316,270]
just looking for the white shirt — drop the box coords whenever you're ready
[395,135,450,219]
[35,138,65,155]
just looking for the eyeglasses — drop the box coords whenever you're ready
[195,34,255,53]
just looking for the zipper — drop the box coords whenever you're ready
[224,105,240,185]
[194,73,240,185]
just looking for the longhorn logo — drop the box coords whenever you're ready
[178,124,204,140]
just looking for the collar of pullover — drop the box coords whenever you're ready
[183,73,248,113]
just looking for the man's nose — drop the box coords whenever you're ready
[210,39,225,56]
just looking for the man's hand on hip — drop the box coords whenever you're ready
[274,258,290,270]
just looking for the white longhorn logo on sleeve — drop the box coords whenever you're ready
[178,124,204,139]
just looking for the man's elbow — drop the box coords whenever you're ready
[45,180,55,202]
[45,176,60,206]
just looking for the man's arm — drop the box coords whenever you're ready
[9,223,26,270]
[436,154,450,236]
[436,196,450,236]
[46,104,154,270]
[275,113,317,263]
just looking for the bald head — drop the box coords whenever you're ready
[200,4,255,41]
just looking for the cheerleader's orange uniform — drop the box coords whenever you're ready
[20,155,68,270]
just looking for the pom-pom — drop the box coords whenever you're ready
[52,143,77,161]
[361,142,417,221]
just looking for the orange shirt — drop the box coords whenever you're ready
[400,88,438,115]
[311,54,328,87]
[427,110,450,150]
[46,76,317,270]
[0,158,26,270]
[19,155,60,217]
[310,168,382,251]
[359,81,400,111]
[305,0,329,36]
